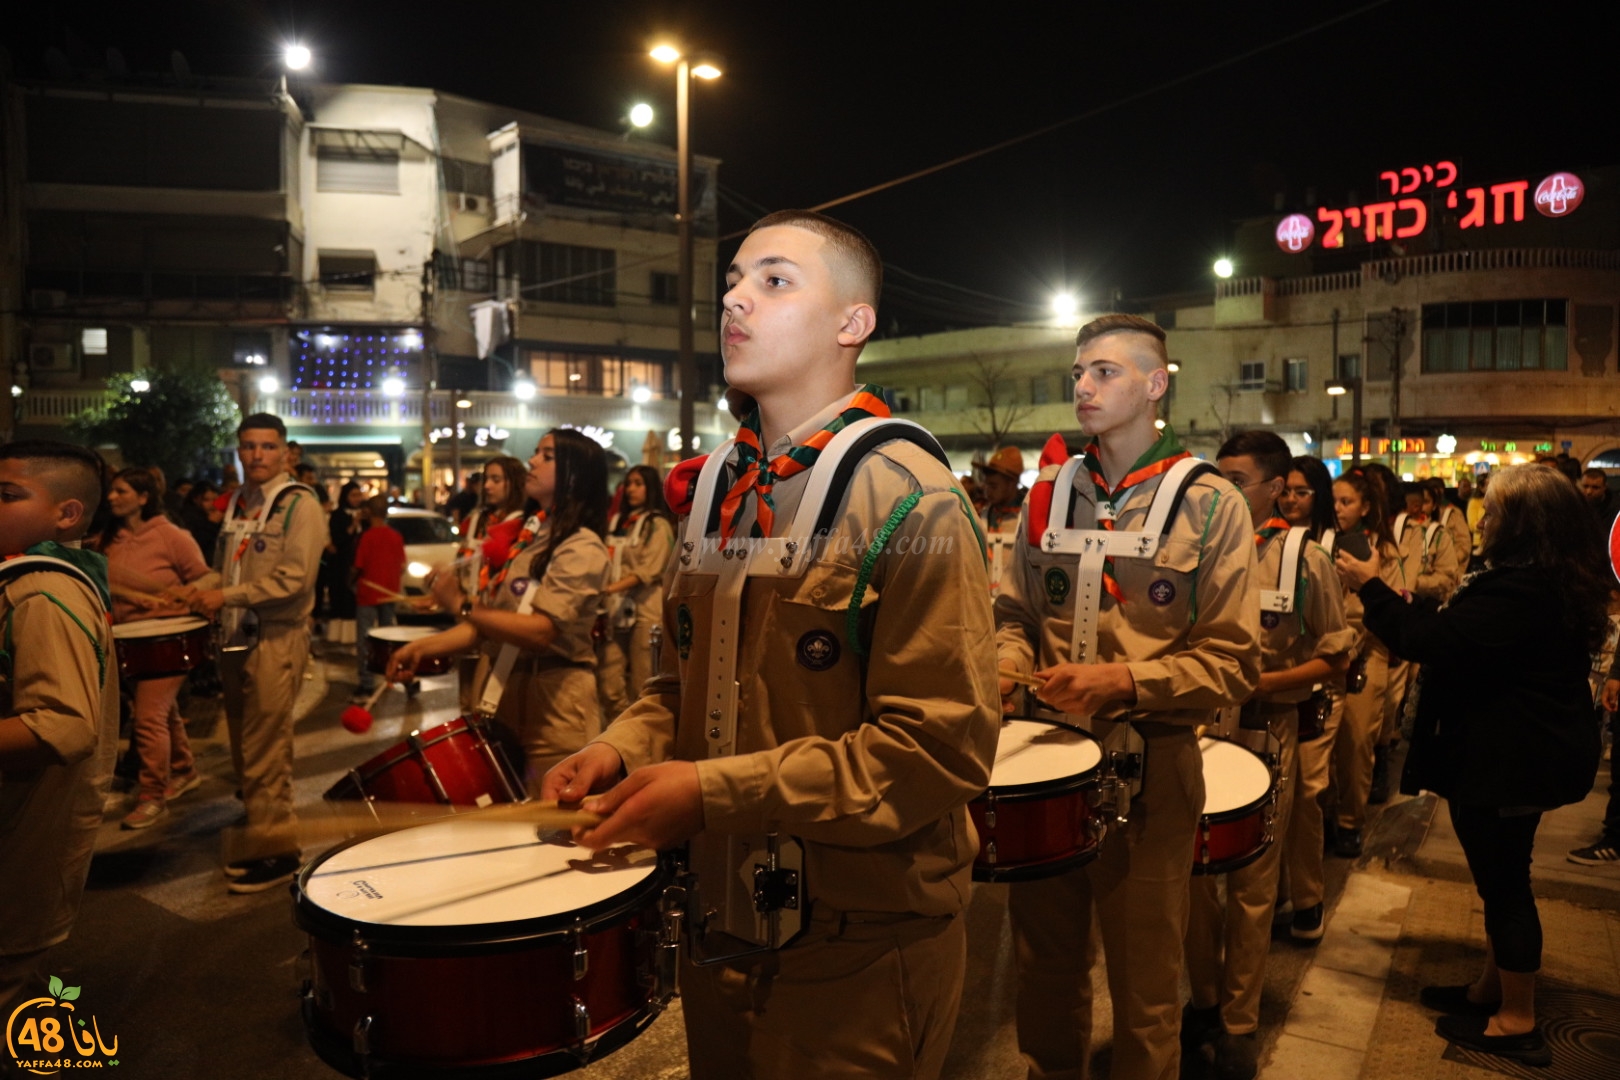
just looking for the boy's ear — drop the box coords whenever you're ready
[56,497,87,535]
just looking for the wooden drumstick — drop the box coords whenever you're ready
[358,579,411,603]
[998,666,1047,690]
[298,798,605,850]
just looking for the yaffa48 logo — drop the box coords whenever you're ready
[6,975,119,1074]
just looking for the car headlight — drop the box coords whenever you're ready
[408,562,433,578]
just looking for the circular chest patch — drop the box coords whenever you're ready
[509,577,530,597]
[675,604,694,660]
[1147,579,1176,606]
[1044,567,1071,606]
[796,630,841,671]
[254,538,267,553]
[1261,610,1281,630]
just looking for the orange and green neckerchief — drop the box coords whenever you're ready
[482,511,545,599]
[1254,515,1291,546]
[718,385,890,541]
[1080,425,1191,603]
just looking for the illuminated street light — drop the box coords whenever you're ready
[381,377,406,398]
[455,397,473,409]
[258,375,280,394]
[283,43,312,71]
[715,395,730,413]
[10,385,22,398]
[1213,258,1235,279]
[512,378,537,402]
[1325,377,1364,466]
[692,61,722,80]
[130,378,150,393]
[649,44,681,63]
[1051,293,1078,321]
[629,103,654,128]
[632,385,653,404]
[1167,361,1181,373]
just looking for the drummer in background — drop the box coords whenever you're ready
[995,314,1260,1080]
[1275,455,1347,941]
[975,444,1026,533]
[387,430,610,780]
[91,467,213,830]
[452,456,529,713]
[595,464,675,721]
[1183,433,1352,1079]
[350,496,407,705]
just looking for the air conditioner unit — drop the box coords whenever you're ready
[30,342,76,372]
[457,193,483,213]
[28,289,68,311]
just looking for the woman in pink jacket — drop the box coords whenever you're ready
[94,467,213,829]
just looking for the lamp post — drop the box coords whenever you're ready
[650,44,721,459]
[1325,377,1363,468]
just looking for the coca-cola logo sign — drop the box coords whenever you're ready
[1534,173,1584,218]
[1275,213,1315,252]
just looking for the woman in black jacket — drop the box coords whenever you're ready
[1335,463,1605,1067]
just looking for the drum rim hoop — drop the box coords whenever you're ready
[987,717,1105,798]
[336,715,491,784]
[1199,793,1273,823]
[111,617,210,637]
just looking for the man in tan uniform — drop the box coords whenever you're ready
[1183,431,1352,1079]
[543,211,999,1079]
[187,413,324,893]
[995,314,1261,1080]
[0,442,119,1018]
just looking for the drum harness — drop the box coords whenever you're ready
[1038,455,1224,826]
[665,416,956,966]
[1393,512,1445,577]
[216,478,314,653]
[0,555,109,689]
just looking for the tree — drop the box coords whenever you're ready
[968,357,1033,451]
[70,371,240,480]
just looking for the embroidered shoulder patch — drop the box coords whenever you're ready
[1044,566,1071,605]
[796,629,840,671]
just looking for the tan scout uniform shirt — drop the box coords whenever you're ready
[1438,504,1472,571]
[479,523,610,667]
[994,468,1262,728]
[216,478,327,624]
[1396,517,1460,602]
[1256,537,1355,703]
[0,566,119,954]
[596,393,1000,918]
[611,514,676,626]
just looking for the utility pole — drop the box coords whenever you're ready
[419,260,437,504]
[1388,307,1406,477]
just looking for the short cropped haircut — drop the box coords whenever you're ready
[1217,430,1292,482]
[0,440,106,511]
[1075,313,1170,368]
[1583,467,1608,483]
[365,494,390,519]
[750,210,882,309]
[237,412,287,440]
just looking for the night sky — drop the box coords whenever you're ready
[8,0,1617,335]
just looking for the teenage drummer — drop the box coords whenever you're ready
[91,467,213,830]
[387,430,610,781]
[994,314,1260,1080]
[1182,431,1352,1078]
[542,210,999,1080]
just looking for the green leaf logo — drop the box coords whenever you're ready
[78,1020,86,1028]
[60,986,81,1001]
[48,975,63,998]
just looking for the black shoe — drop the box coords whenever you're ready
[1567,840,1620,865]
[1290,902,1325,942]
[1419,984,1499,1016]
[1213,1031,1258,1080]
[1333,827,1363,858]
[226,854,301,894]
[1323,820,1339,854]
[1180,1003,1222,1050]
[1369,744,1390,804]
[1434,1013,1550,1066]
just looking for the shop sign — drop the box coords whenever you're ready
[428,423,510,447]
[1534,173,1584,217]
[1336,437,1426,456]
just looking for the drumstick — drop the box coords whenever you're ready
[998,667,1047,690]
[358,579,411,603]
[298,798,605,850]
[340,682,391,734]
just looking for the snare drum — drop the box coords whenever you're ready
[324,717,525,807]
[111,616,212,681]
[969,718,1106,882]
[365,625,453,677]
[295,819,676,1077]
[1193,736,1277,875]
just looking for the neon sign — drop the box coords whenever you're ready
[427,423,510,447]
[1336,437,1427,456]
[1278,163,1583,252]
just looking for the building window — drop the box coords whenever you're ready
[441,158,493,197]
[1031,375,1053,405]
[1285,357,1308,393]
[919,386,944,412]
[232,332,272,366]
[1238,360,1267,390]
[650,271,679,305]
[1336,354,1361,381]
[319,252,376,292]
[316,149,400,195]
[945,384,969,411]
[434,252,491,293]
[495,242,616,306]
[1422,300,1567,373]
[526,350,670,398]
[80,327,108,356]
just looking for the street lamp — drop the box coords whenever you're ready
[628,103,654,129]
[650,42,722,460]
[283,43,312,71]
[1213,258,1235,279]
[1325,377,1363,467]
[512,378,536,402]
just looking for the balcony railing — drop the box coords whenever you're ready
[261,389,731,435]
[1221,248,1620,303]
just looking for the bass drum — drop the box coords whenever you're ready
[295,819,677,1078]
[968,718,1106,882]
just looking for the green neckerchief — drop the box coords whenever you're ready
[22,540,112,609]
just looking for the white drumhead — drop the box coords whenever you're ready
[1199,737,1272,814]
[303,819,657,927]
[112,616,208,639]
[368,625,438,644]
[990,719,1103,787]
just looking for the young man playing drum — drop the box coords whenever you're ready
[994,314,1261,1080]
[0,442,119,1019]
[543,210,999,1079]
[185,414,324,893]
[1183,430,1353,1079]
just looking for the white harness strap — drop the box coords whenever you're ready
[1259,526,1309,614]
[475,513,544,720]
[0,555,106,614]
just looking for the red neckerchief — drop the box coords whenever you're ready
[482,511,544,600]
[1254,516,1291,546]
[718,386,890,541]
[1079,426,1191,603]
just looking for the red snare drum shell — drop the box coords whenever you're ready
[112,616,213,681]
[1193,737,1275,875]
[323,717,524,807]
[970,718,1105,883]
[365,626,453,677]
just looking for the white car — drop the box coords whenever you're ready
[384,507,458,619]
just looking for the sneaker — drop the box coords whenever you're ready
[1290,902,1325,942]
[1567,840,1620,865]
[1333,827,1363,859]
[1213,1031,1258,1080]
[121,800,167,830]
[226,854,301,894]
[165,770,203,801]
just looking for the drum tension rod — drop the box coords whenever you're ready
[570,921,589,981]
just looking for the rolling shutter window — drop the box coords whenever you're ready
[317,150,399,194]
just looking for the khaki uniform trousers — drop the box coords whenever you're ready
[487,660,601,789]
[595,617,659,726]
[221,620,309,859]
[1333,646,1389,832]
[1185,705,1298,1035]
[680,907,967,1080]
[1285,689,1342,911]
[1009,727,1204,1080]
